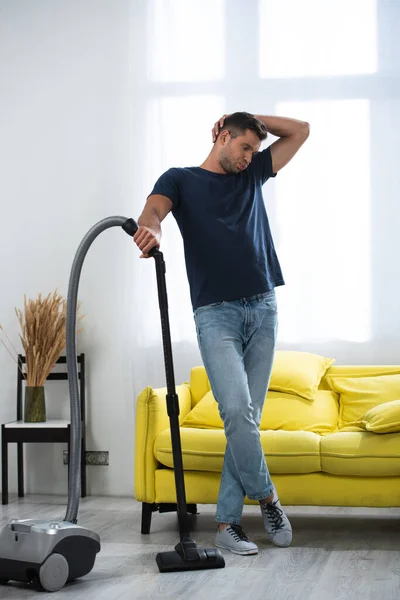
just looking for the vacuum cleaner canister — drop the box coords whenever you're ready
[0,519,100,592]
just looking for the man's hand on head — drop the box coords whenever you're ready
[212,114,230,142]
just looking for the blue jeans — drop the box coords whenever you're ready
[193,290,278,525]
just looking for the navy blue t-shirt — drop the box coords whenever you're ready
[149,146,285,310]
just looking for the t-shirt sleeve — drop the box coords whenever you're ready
[148,168,181,212]
[249,146,277,185]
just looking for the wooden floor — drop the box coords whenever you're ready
[0,495,399,599]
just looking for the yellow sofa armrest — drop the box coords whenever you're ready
[134,383,192,503]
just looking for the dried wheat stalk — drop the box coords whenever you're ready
[9,290,84,387]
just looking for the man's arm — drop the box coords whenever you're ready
[134,194,172,258]
[255,115,310,173]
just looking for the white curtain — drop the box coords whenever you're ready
[129,0,400,395]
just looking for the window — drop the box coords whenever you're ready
[133,0,381,348]
[274,99,371,342]
[259,0,377,78]
[147,0,226,82]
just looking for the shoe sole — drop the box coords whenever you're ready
[267,532,293,548]
[268,539,292,548]
[216,542,258,556]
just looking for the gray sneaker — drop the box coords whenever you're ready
[260,493,292,547]
[215,524,258,555]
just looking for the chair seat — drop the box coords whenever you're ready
[154,427,321,474]
[4,420,70,428]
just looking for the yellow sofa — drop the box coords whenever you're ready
[134,352,400,533]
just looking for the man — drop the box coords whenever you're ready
[134,112,309,555]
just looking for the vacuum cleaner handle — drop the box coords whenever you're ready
[122,218,139,236]
[122,218,161,257]
[124,215,192,525]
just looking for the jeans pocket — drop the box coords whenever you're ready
[259,292,278,314]
[194,301,225,317]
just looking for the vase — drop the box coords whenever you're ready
[24,386,46,422]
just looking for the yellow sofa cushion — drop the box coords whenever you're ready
[268,351,335,401]
[352,399,400,434]
[261,390,339,434]
[181,391,222,429]
[325,374,400,429]
[189,352,335,406]
[181,389,339,435]
[154,427,321,474]
[320,431,400,476]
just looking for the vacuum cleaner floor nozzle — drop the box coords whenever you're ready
[156,547,225,573]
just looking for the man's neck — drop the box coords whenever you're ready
[199,152,227,174]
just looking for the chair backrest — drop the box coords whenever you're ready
[17,354,86,422]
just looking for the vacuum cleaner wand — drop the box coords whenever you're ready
[122,219,225,572]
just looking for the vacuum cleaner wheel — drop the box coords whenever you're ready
[39,554,69,592]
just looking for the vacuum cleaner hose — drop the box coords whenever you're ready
[64,216,138,523]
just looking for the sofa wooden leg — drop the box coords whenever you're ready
[141,503,199,533]
[141,502,157,534]
[187,504,199,515]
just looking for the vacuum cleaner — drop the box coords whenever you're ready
[0,216,224,592]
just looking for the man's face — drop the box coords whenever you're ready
[218,129,261,174]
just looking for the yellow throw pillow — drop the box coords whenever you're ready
[260,390,339,434]
[181,391,223,429]
[355,399,400,433]
[326,374,400,428]
[181,388,339,435]
[268,351,335,401]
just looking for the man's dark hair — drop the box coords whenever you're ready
[222,112,268,141]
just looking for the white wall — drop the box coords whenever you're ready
[0,0,137,496]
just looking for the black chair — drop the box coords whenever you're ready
[1,353,87,505]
